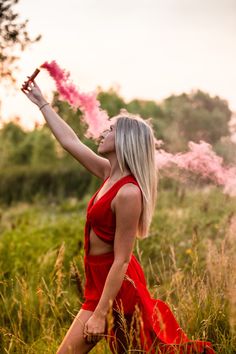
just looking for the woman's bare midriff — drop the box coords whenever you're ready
[89,228,114,255]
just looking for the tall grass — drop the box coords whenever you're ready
[0,186,236,353]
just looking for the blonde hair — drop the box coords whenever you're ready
[113,109,158,239]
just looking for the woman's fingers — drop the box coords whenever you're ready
[21,79,35,91]
[21,81,34,94]
[21,84,30,92]
[84,330,103,343]
[21,78,44,107]
[22,77,35,89]
[28,81,34,89]
[21,87,30,95]
[21,84,28,92]
[21,88,30,96]
[85,335,101,343]
[31,79,40,89]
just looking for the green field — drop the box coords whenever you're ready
[0,185,236,353]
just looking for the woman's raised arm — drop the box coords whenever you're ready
[21,80,110,179]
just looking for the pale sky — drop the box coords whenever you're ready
[1,0,236,130]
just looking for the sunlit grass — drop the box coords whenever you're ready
[0,186,236,353]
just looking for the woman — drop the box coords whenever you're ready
[21,79,215,354]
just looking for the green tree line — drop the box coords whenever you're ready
[0,88,235,204]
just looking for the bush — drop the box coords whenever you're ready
[0,165,93,204]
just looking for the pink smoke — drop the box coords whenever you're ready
[41,61,110,139]
[41,60,236,197]
[155,140,236,197]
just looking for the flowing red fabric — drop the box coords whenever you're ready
[81,175,215,353]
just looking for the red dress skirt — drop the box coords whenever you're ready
[81,251,215,353]
[81,175,215,353]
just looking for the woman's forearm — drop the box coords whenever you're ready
[93,261,129,318]
[39,101,79,146]
[21,79,79,147]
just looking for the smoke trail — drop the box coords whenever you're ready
[41,61,110,140]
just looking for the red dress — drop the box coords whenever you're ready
[81,175,215,353]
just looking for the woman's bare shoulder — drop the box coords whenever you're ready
[114,183,142,212]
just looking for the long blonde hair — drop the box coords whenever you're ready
[113,109,158,239]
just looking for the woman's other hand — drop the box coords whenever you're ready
[83,313,106,344]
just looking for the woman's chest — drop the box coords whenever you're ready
[92,185,118,213]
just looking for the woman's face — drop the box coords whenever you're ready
[98,119,116,155]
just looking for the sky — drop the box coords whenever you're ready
[1,0,236,130]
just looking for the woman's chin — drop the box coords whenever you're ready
[98,144,105,154]
[98,144,114,155]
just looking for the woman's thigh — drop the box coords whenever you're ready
[56,309,102,354]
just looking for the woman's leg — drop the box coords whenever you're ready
[56,309,102,354]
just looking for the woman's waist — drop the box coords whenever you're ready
[85,250,115,264]
[84,251,138,265]
[88,226,114,249]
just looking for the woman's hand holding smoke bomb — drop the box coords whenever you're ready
[21,68,48,108]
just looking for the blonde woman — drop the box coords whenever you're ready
[21,79,215,354]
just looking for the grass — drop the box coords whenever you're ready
[0,185,236,353]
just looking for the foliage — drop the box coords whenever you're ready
[0,0,41,84]
[161,90,232,152]
[126,98,163,119]
[97,87,125,117]
[0,122,58,167]
[51,93,85,137]
[213,136,236,165]
[0,165,93,205]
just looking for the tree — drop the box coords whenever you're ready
[126,99,164,140]
[97,86,125,117]
[214,136,236,165]
[29,127,58,166]
[126,99,163,119]
[51,92,85,138]
[162,90,232,152]
[0,0,41,83]
[0,121,58,166]
[0,119,27,166]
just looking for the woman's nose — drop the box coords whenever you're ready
[101,129,109,139]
